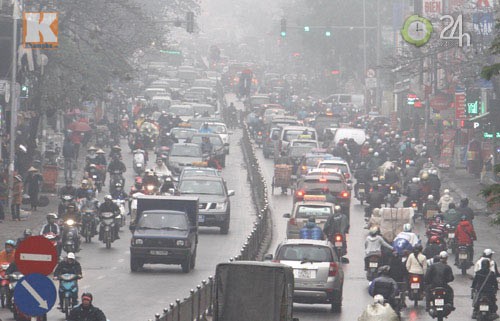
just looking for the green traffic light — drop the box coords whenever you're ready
[281,31,286,37]
[304,26,310,32]
[325,31,331,37]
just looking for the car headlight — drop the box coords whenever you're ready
[215,202,227,210]
[176,240,185,246]
[134,238,143,245]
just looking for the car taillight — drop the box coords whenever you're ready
[296,190,304,197]
[340,191,350,198]
[328,262,338,276]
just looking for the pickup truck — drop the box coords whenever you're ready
[129,195,199,273]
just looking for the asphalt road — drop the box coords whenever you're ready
[0,127,256,321]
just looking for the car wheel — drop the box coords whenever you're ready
[190,250,196,269]
[181,256,191,273]
[220,218,230,234]
[331,287,343,313]
[130,258,143,272]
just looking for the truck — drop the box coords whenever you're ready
[214,261,298,321]
[129,195,199,273]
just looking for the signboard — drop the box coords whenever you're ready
[15,235,58,276]
[455,92,466,119]
[366,69,375,78]
[365,78,377,89]
[439,129,455,168]
[430,94,452,111]
[423,0,442,17]
[0,80,6,95]
[13,273,56,316]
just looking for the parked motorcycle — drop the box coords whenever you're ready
[100,212,116,249]
[55,273,80,319]
[427,287,453,321]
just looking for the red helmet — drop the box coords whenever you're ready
[429,235,440,244]
[135,177,143,184]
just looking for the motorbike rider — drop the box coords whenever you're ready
[0,240,16,263]
[142,169,160,189]
[108,145,122,160]
[68,292,107,321]
[98,195,120,240]
[160,176,176,194]
[75,179,93,199]
[368,265,399,312]
[358,294,399,321]
[424,235,447,260]
[403,177,421,207]
[111,182,128,202]
[403,161,419,188]
[423,194,440,218]
[40,213,61,236]
[199,123,213,134]
[425,251,455,310]
[393,223,420,256]
[428,169,441,198]
[457,198,475,222]
[107,154,126,189]
[299,216,324,240]
[406,244,427,289]
[443,203,461,227]
[17,228,33,246]
[53,252,82,309]
[454,215,476,265]
[471,259,499,319]
[354,162,371,198]
[365,184,385,219]
[60,180,77,198]
[85,146,99,166]
[365,227,394,270]
[475,249,500,276]
[438,189,454,213]
[367,151,383,172]
[153,158,172,178]
[201,136,214,154]
[384,164,400,186]
[323,205,349,254]
[80,190,99,235]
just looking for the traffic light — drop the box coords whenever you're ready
[304,26,310,32]
[280,18,287,37]
[20,85,28,98]
[186,11,194,33]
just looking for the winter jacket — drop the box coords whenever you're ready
[472,268,498,295]
[68,304,106,321]
[63,140,75,158]
[406,252,427,275]
[365,235,393,257]
[443,209,461,227]
[323,213,349,236]
[358,303,399,321]
[474,257,500,275]
[454,220,476,245]
[438,194,454,212]
[425,261,454,287]
[457,205,474,221]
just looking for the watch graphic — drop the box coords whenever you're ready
[401,15,433,47]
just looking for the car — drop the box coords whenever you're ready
[190,133,227,167]
[280,126,317,152]
[170,127,197,143]
[177,176,235,234]
[287,139,320,164]
[201,122,231,154]
[295,152,335,178]
[262,106,286,124]
[317,158,353,183]
[179,166,222,181]
[283,197,336,239]
[189,116,225,130]
[167,143,205,176]
[267,239,345,312]
[332,128,366,146]
[192,103,217,117]
[294,171,351,216]
[170,104,195,122]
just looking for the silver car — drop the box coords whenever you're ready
[268,239,344,312]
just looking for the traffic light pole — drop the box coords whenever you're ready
[8,0,19,214]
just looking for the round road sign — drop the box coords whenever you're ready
[366,69,375,78]
[14,273,56,316]
[15,235,58,276]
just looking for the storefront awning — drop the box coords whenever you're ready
[469,112,490,122]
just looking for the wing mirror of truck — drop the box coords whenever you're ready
[283,213,291,218]
[228,190,235,196]
[263,254,273,261]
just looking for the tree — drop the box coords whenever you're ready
[481,19,500,95]
[479,164,500,224]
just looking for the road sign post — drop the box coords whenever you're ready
[13,273,56,316]
[15,235,58,276]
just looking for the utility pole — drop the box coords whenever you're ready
[362,0,367,75]
[375,0,382,110]
[8,0,20,213]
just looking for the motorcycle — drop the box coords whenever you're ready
[407,198,421,223]
[474,293,495,321]
[445,224,457,254]
[255,131,263,148]
[8,271,22,311]
[356,182,366,205]
[456,244,473,275]
[366,254,381,281]
[133,149,146,175]
[408,273,424,307]
[0,262,9,308]
[386,185,400,208]
[112,199,126,228]
[331,233,347,258]
[428,287,453,321]
[62,218,80,254]
[100,212,116,249]
[43,232,61,257]
[81,210,97,243]
[56,273,80,319]
[109,170,125,194]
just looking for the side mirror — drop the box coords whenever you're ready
[228,190,235,196]
[283,213,291,218]
[341,257,350,264]
[263,253,273,261]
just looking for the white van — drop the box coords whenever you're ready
[333,128,366,145]
[280,126,317,151]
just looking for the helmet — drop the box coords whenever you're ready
[411,137,416,143]
[413,244,423,252]
[412,177,418,183]
[403,223,412,232]
[96,149,105,154]
[427,195,434,201]
[47,213,58,220]
[376,139,382,144]
[444,189,450,194]
[67,252,76,260]
[377,265,391,275]
[484,249,495,257]
[0,262,9,270]
[429,235,440,244]
[81,179,88,185]
[104,195,112,201]
[5,240,15,247]
[369,226,379,236]
[439,251,448,259]
[373,152,379,157]
[368,148,374,154]
[395,134,400,139]
[409,160,415,166]
[460,215,467,221]
[23,228,33,237]
[81,292,93,302]
[421,172,429,180]
[87,146,97,152]
[334,205,341,213]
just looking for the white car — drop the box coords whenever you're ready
[316,158,352,182]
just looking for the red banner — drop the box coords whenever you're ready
[455,92,466,120]
[439,129,456,168]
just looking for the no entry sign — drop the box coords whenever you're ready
[15,235,58,275]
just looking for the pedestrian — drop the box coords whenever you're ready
[24,166,43,211]
[70,130,83,168]
[11,175,23,221]
[63,137,75,181]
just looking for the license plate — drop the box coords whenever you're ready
[335,242,342,247]
[480,304,489,312]
[369,262,378,268]
[391,190,397,194]
[448,233,455,238]
[359,188,365,193]
[434,299,444,306]
[459,253,468,259]
[411,283,420,289]
[198,215,205,223]
[373,177,378,181]
[294,269,316,279]
[150,250,169,255]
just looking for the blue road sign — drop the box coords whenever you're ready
[14,273,56,316]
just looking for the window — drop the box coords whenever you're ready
[179,180,224,195]
[278,245,332,262]
[296,205,332,219]
[138,213,188,230]
[170,145,202,157]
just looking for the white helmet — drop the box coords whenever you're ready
[444,189,450,194]
[428,195,434,201]
[374,152,379,157]
[412,177,419,183]
[403,223,412,232]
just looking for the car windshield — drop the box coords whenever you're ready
[296,205,333,219]
[318,163,348,174]
[284,130,316,141]
[306,156,330,167]
[289,146,314,158]
[137,213,188,230]
[171,129,195,139]
[182,169,217,177]
[193,105,216,115]
[179,180,224,195]
[278,245,333,262]
[170,145,202,157]
[207,124,227,134]
[191,135,223,146]
[170,106,194,116]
